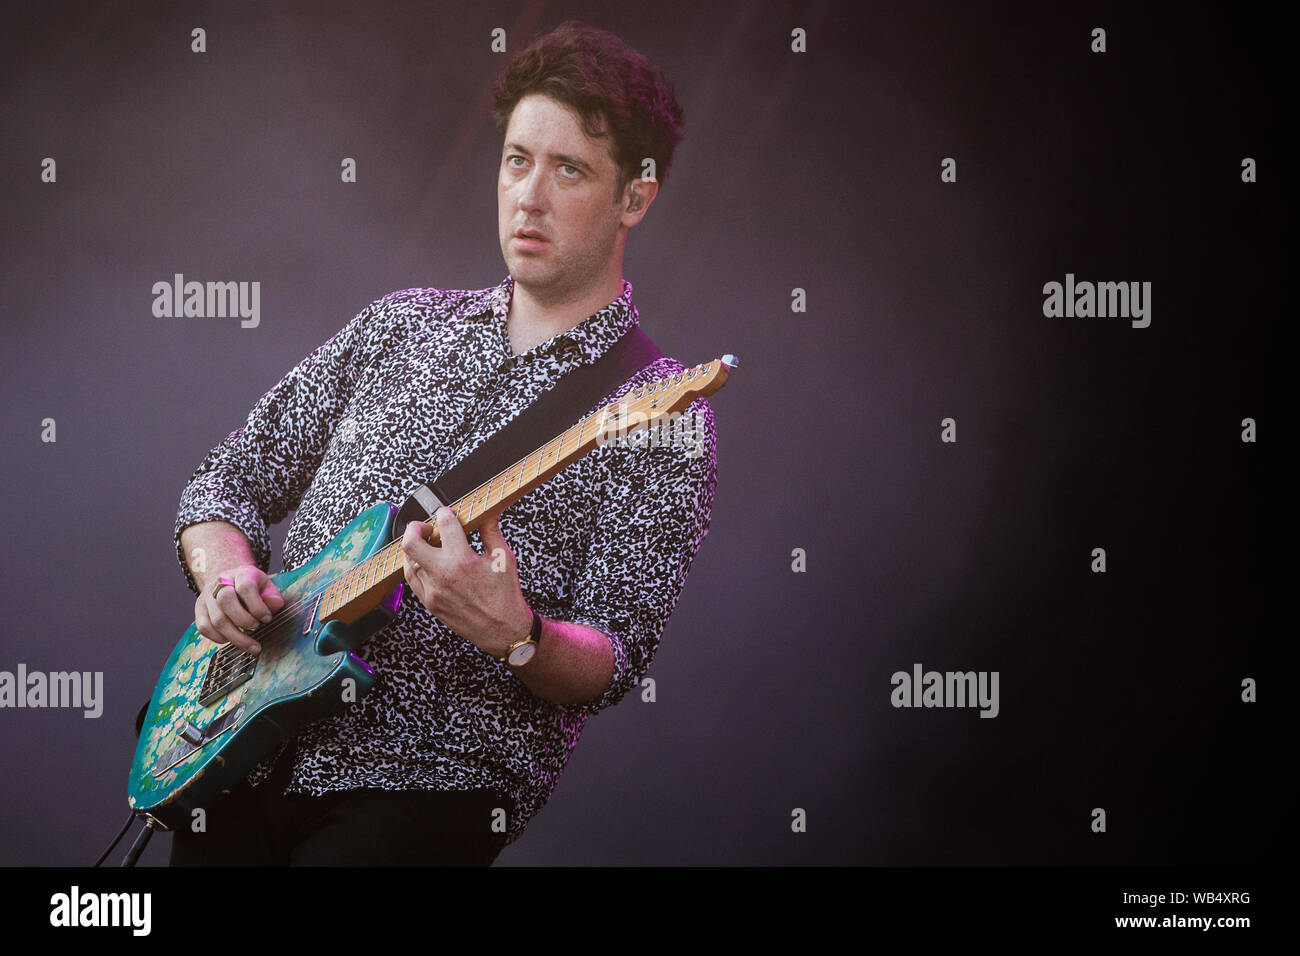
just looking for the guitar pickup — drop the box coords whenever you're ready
[152,702,245,777]
[197,643,259,706]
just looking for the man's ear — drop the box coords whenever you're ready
[621,178,660,225]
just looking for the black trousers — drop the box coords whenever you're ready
[168,744,512,866]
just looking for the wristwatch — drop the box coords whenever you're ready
[500,608,542,667]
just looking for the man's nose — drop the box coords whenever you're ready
[517,167,548,210]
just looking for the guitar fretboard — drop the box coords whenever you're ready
[318,356,733,625]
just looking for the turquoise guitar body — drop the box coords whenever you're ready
[127,502,404,829]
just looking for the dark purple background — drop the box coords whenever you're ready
[0,1,1276,866]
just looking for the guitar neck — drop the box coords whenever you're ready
[320,354,736,625]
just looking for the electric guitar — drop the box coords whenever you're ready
[127,356,736,828]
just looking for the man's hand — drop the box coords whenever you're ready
[193,565,285,655]
[400,506,533,659]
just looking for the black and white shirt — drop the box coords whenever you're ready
[174,275,718,844]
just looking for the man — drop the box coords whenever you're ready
[169,21,716,865]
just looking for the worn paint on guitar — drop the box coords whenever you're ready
[128,503,400,826]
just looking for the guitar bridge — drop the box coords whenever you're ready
[152,702,245,777]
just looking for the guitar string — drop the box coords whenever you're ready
[201,370,704,681]
[207,444,560,678]
[204,403,668,680]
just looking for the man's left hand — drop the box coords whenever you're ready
[400,505,533,659]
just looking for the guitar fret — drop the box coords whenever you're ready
[320,366,700,615]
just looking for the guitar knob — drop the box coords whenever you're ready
[180,722,204,745]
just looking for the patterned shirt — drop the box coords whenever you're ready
[173,275,717,845]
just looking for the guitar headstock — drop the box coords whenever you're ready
[601,355,738,436]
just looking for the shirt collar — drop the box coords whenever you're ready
[463,275,640,367]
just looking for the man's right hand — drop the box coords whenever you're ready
[194,566,285,654]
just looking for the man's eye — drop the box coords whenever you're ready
[507,156,526,168]
[560,165,580,178]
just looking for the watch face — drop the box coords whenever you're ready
[508,642,537,666]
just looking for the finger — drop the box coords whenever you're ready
[478,508,515,569]
[401,520,440,567]
[194,600,225,645]
[401,552,424,594]
[234,574,274,623]
[208,594,262,653]
[479,506,507,545]
[214,584,261,631]
[261,579,286,613]
[433,505,471,557]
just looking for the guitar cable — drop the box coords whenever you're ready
[93,812,137,866]
[96,811,166,867]
[95,700,163,866]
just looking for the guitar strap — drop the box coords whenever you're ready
[129,327,664,744]
[393,323,664,537]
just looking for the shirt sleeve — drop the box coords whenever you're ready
[559,395,718,717]
[173,297,386,594]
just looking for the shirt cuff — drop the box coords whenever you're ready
[558,604,646,717]
[174,486,273,595]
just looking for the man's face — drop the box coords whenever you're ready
[498,93,627,304]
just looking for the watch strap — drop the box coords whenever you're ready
[499,608,542,663]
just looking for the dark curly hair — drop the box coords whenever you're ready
[491,21,685,199]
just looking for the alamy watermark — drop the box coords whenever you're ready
[1042,273,1151,328]
[891,663,999,718]
[50,886,150,935]
[152,273,260,327]
[0,664,103,718]
[597,405,706,459]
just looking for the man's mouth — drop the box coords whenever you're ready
[514,229,548,241]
